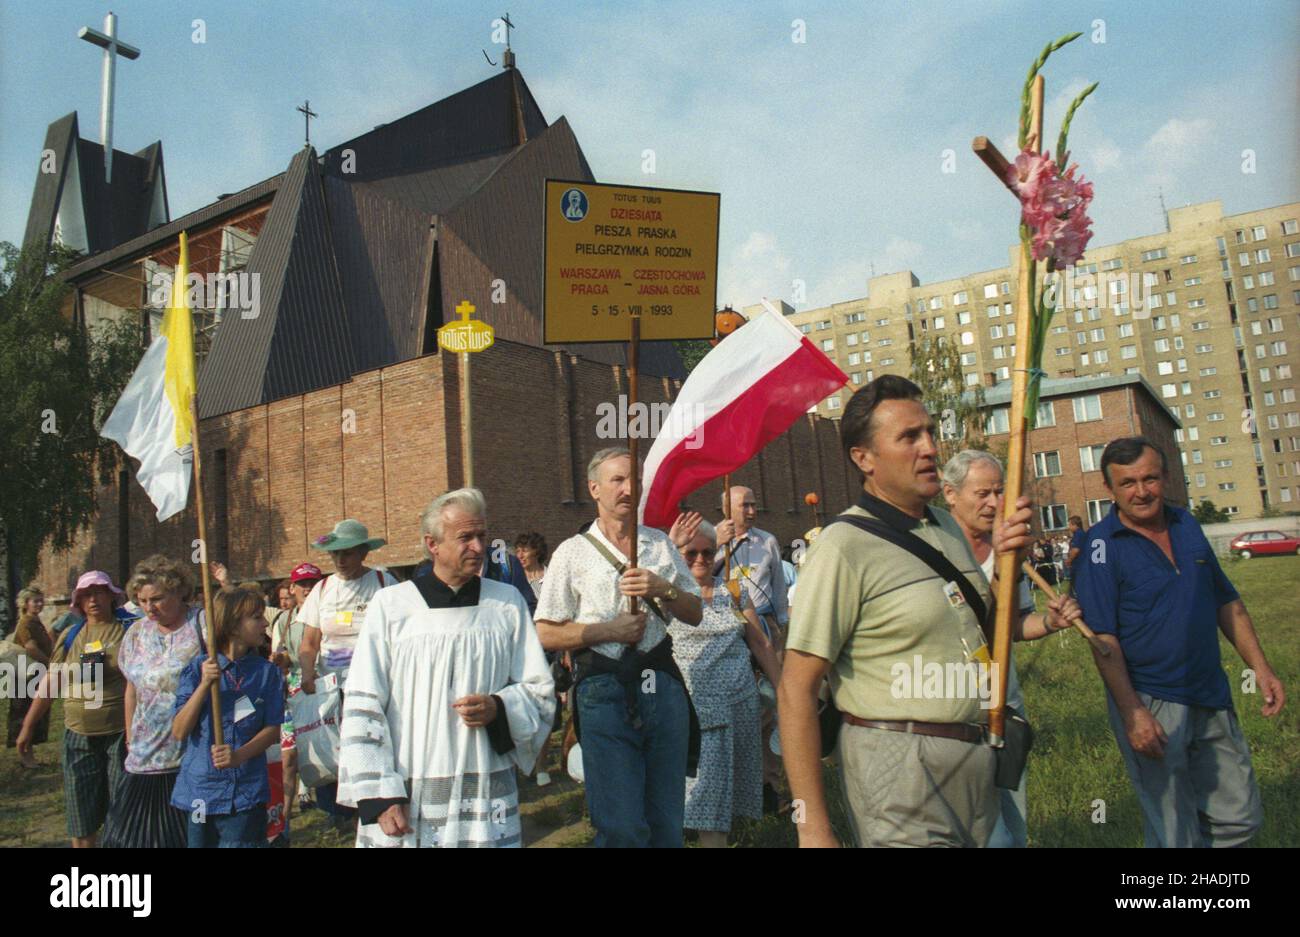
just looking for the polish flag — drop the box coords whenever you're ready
[639,302,848,529]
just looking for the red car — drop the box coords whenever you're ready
[1229,530,1300,558]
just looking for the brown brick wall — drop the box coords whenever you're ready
[33,340,847,599]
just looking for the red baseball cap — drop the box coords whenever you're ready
[290,563,324,584]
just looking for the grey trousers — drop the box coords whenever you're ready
[1107,692,1263,848]
[838,722,998,848]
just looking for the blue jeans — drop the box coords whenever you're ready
[187,808,267,848]
[576,669,689,848]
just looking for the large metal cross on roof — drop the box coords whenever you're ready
[78,11,141,184]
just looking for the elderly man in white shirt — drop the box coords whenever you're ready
[535,447,703,847]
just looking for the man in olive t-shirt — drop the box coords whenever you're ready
[778,377,1036,848]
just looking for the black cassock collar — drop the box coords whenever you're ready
[412,572,481,609]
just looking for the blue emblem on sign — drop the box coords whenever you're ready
[561,187,588,222]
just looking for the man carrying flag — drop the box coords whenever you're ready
[101,232,195,521]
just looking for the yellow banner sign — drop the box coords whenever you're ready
[437,300,495,353]
[543,180,719,344]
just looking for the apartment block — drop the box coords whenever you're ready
[760,200,1300,519]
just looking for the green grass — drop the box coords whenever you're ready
[4,556,1296,846]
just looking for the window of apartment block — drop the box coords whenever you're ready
[1288,243,1300,258]
[985,407,1010,435]
[799,324,812,335]
[1263,294,1279,309]
[960,331,975,346]
[1039,504,1068,530]
[1195,473,1206,487]
[1191,449,1203,464]
[1034,451,1063,477]
[983,283,998,299]
[1079,444,1105,472]
[1121,345,1137,359]
[1207,411,1225,422]
[1036,401,1055,426]
[878,338,892,346]
[956,311,971,325]
[1094,349,1110,363]
[1253,225,1267,241]
[1055,346,1071,357]
[933,316,946,330]
[1204,389,1221,399]
[1238,252,1252,267]
[1211,436,1227,446]
[1199,367,1217,376]
[952,291,968,306]
[1187,298,1206,308]
[1185,276,1202,286]
[1180,254,1197,265]
[1158,361,1174,375]
[1259,271,1275,286]
[1073,394,1103,421]
[821,339,834,352]
[816,320,831,330]
[1142,248,1168,262]
[876,318,889,326]
[1283,220,1298,235]
[845,333,858,346]
[1162,383,1178,399]
[1256,248,1271,263]
[1103,258,1123,271]
[996,366,1010,381]
[826,395,841,410]
[847,352,860,366]
[1086,499,1113,525]
[960,352,977,366]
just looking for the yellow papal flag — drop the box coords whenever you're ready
[101,232,196,520]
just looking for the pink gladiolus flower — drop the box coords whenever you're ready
[1007,147,1095,267]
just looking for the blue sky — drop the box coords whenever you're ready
[2,0,1297,310]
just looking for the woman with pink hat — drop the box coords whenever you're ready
[17,570,134,848]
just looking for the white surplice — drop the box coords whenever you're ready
[337,577,555,848]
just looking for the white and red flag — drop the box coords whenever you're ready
[639,303,848,528]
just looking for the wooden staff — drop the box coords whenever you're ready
[1020,560,1110,657]
[627,313,640,615]
[189,395,223,746]
[987,74,1045,746]
[722,475,741,603]
[460,349,473,487]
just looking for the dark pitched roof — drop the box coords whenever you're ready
[63,172,281,282]
[320,69,548,181]
[23,112,79,250]
[323,175,435,372]
[22,111,167,256]
[198,147,354,418]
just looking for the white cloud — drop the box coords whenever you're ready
[1142,117,1213,164]
[718,230,793,310]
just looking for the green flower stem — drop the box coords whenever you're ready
[1056,81,1099,167]
[1019,32,1083,149]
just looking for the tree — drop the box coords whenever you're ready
[909,335,988,470]
[0,241,141,628]
[674,339,711,373]
[1191,499,1230,525]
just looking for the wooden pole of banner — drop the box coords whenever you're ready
[721,475,742,603]
[189,395,223,746]
[979,73,1044,746]
[627,313,640,615]
[460,350,474,487]
[1020,560,1110,656]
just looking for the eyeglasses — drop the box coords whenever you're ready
[684,549,716,559]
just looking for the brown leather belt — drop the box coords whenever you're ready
[841,713,985,744]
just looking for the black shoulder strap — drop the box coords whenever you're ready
[581,532,668,623]
[829,514,989,638]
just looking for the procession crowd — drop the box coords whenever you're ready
[4,374,1287,848]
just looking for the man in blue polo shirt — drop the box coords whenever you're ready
[1075,436,1286,848]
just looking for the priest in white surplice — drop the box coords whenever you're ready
[337,488,555,847]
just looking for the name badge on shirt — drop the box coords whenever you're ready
[84,640,104,653]
[233,695,256,722]
[336,610,353,626]
[942,581,967,609]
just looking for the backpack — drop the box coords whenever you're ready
[61,606,141,653]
